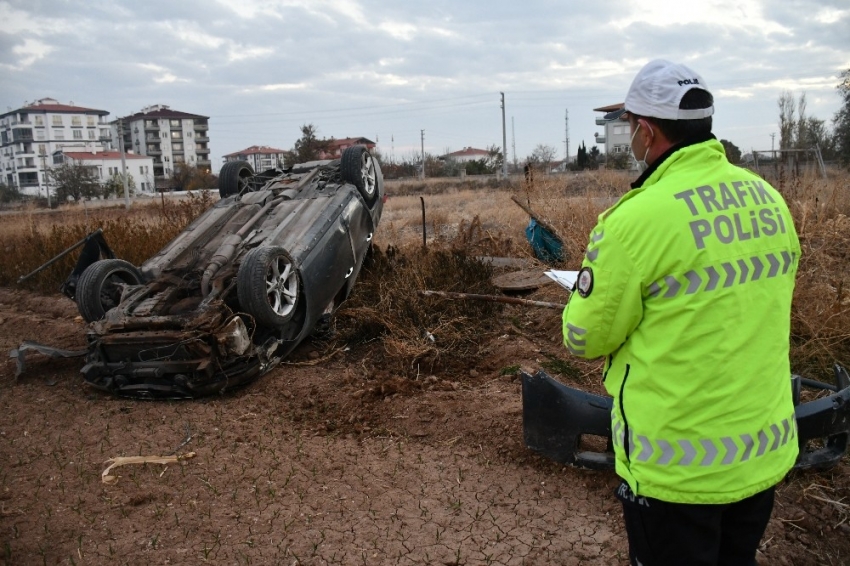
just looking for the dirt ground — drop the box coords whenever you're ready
[1,285,849,566]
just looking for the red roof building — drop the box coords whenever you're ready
[319,137,376,159]
[223,145,287,171]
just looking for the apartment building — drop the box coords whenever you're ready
[223,145,287,172]
[112,105,211,179]
[0,98,110,196]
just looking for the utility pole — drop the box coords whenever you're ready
[565,109,570,169]
[39,151,51,208]
[770,133,776,161]
[118,119,130,208]
[420,129,425,180]
[511,117,517,172]
[500,92,508,178]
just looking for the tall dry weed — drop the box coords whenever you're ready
[0,192,214,293]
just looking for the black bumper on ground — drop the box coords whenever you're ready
[522,365,850,471]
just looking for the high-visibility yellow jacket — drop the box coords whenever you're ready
[562,136,800,504]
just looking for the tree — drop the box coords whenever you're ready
[719,139,742,164]
[833,68,850,167]
[778,91,796,151]
[288,124,331,164]
[101,173,136,199]
[47,162,101,201]
[606,151,632,170]
[0,182,23,204]
[170,163,217,191]
[529,144,557,171]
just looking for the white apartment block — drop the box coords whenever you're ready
[593,103,634,162]
[59,150,156,193]
[0,98,111,196]
[223,145,287,172]
[112,105,211,180]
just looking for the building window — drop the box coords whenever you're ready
[169,119,180,127]
[613,125,626,135]
[88,130,96,139]
[171,131,182,139]
[172,143,182,151]
[87,116,95,126]
[72,116,82,127]
[36,130,45,141]
[52,116,63,126]
[38,144,46,156]
[100,128,110,139]
[54,130,64,140]
[73,130,83,140]
[34,116,44,126]
[139,166,144,174]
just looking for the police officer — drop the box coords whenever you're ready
[562,59,800,566]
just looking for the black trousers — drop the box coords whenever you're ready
[616,481,775,566]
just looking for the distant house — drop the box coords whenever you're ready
[58,150,156,192]
[592,103,631,158]
[319,137,376,159]
[223,145,287,172]
[441,147,490,163]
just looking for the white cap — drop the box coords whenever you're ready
[604,59,713,121]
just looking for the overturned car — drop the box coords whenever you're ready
[30,146,384,398]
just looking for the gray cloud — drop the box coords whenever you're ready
[1,0,847,166]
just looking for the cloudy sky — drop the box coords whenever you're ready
[1,0,848,172]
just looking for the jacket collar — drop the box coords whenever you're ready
[630,132,717,189]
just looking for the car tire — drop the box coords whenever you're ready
[341,145,379,206]
[76,259,143,322]
[218,161,254,199]
[237,246,300,328]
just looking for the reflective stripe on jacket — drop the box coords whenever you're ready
[562,137,800,504]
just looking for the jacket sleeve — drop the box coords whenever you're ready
[562,221,644,359]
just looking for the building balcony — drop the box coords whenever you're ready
[197,158,211,167]
[11,119,32,126]
[595,134,606,144]
[146,149,162,156]
[195,147,210,154]
[195,136,209,142]
[145,124,159,132]
[595,118,607,126]
[193,122,208,130]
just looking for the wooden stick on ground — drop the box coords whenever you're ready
[418,289,565,310]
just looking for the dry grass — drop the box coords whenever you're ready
[1,170,847,377]
[0,192,215,293]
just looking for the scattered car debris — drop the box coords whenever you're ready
[13,145,384,398]
[522,364,850,471]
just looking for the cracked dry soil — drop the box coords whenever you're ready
[1,287,849,566]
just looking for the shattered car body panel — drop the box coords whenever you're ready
[522,364,850,471]
[75,147,383,398]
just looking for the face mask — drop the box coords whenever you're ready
[630,122,652,173]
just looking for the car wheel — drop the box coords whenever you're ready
[218,161,254,198]
[237,246,300,328]
[76,259,143,322]
[341,145,378,206]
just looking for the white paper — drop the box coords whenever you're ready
[544,270,579,290]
